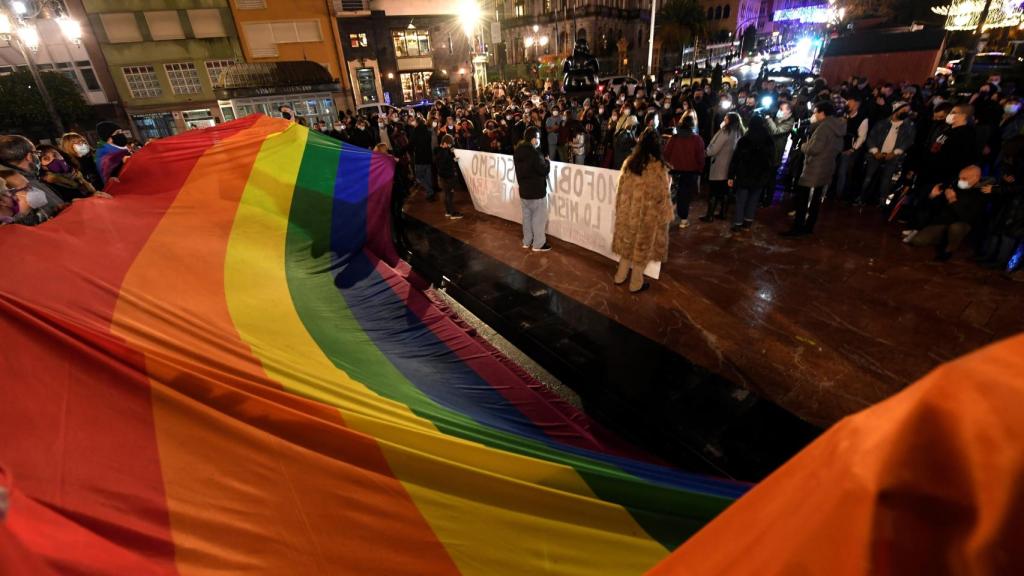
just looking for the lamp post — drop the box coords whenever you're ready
[458,0,483,105]
[0,0,83,137]
[524,23,548,81]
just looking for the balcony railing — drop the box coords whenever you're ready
[499,6,642,29]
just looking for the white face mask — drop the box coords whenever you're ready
[553,110,560,116]
[663,103,671,109]
[73,143,90,157]
[531,138,540,148]
[777,110,789,119]
[809,113,820,124]
[26,187,48,209]
[946,113,956,125]
[957,179,970,190]
[432,121,438,128]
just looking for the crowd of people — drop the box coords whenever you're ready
[319,69,1023,285]
[6,70,1023,286]
[0,121,130,226]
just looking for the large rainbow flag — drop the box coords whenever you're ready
[0,115,746,574]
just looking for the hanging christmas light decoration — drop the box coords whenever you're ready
[932,0,1024,31]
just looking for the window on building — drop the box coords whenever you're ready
[714,6,722,19]
[165,62,202,95]
[355,67,379,103]
[145,11,185,40]
[204,59,235,87]
[723,4,730,18]
[123,65,162,98]
[241,23,277,57]
[515,0,526,17]
[349,33,368,47]
[188,9,226,38]
[392,29,431,57]
[79,66,101,91]
[707,7,714,19]
[101,13,143,43]
[543,0,552,12]
[400,71,432,102]
[235,0,267,8]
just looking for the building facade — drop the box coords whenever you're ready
[83,0,244,140]
[335,0,474,108]
[496,0,652,78]
[226,0,351,111]
[0,0,124,131]
[700,0,761,41]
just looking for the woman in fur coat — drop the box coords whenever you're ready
[612,128,675,293]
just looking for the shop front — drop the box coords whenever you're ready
[214,61,342,125]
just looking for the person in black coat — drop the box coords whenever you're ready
[728,115,776,232]
[348,117,373,150]
[432,134,462,219]
[513,127,552,251]
[410,117,435,200]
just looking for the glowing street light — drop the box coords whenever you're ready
[458,0,482,39]
[0,0,86,135]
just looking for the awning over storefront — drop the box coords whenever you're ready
[214,61,341,100]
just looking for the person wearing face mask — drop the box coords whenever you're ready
[854,101,916,207]
[908,104,979,228]
[94,121,133,187]
[60,132,103,190]
[513,127,552,252]
[348,118,373,150]
[907,165,991,260]
[664,115,706,228]
[703,111,744,223]
[991,96,1024,169]
[37,144,100,202]
[0,136,66,225]
[545,107,566,161]
[782,101,845,237]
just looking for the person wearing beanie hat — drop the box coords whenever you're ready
[513,126,551,251]
[854,100,916,206]
[93,120,132,187]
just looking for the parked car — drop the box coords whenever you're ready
[599,76,640,96]
[764,65,817,86]
[668,71,738,90]
[356,103,401,118]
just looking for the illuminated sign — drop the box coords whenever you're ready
[773,5,833,23]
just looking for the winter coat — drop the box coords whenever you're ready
[706,128,741,181]
[798,116,845,188]
[663,132,706,173]
[765,113,795,166]
[612,161,674,264]
[728,131,776,189]
[513,140,550,200]
[433,146,457,179]
[411,124,433,165]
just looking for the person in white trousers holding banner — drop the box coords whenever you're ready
[513,127,552,252]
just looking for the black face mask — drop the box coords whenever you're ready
[111,133,129,147]
[282,111,293,120]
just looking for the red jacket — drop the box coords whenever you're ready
[664,132,706,173]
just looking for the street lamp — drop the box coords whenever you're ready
[523,24,549,61]
[0,0,84,136]
[457,0,485,105]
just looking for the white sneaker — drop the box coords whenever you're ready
[902,230,918,244]
[678,219,690,229]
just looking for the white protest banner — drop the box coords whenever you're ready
[453,149,662,279]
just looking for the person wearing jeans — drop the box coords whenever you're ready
[663,115,705,228]
[728,115,776,231]
[783,101,845,236]
[513,127,552,251]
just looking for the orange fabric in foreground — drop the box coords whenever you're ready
[648,333,1024,576]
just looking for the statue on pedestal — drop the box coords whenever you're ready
[561,38,600,95]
